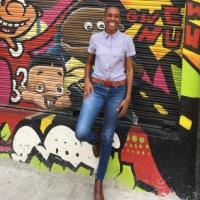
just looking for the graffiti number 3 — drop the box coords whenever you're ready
[11,68,28,103]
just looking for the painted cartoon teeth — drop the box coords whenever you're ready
[0,18,26,29]
[3,21,8,26]
[14,24,20,28]
[8,23,13,27]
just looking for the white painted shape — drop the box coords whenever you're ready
[11,126,41,162]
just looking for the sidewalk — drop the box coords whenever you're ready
[0,158,180,200]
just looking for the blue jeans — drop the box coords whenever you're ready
[75,83,126,180]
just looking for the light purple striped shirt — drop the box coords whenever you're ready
[88,30,136,81]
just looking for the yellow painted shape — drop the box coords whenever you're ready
[19,21,48,41]
[155,17,163,26]
[150,35,171,60]
[179,115,192,130]
[125,24,142,38]
[120,0,172,11]
[65,57,85,87]
[40,114,56,134]
[154,104,168,115]
[175,49,183,57]
[189,19,200,27]
[183,48,200,70]
[139,91,149,98]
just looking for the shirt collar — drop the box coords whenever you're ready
[103,29,120,39]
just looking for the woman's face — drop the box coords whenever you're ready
[103,7,121,34]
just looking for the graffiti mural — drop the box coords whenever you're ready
[0,0,199,200]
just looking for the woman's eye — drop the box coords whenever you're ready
[36,83,44,93]
[96,21,105,30]
[84,22,93,31]
[56,86,64,94]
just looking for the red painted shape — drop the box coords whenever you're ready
[185,24,200,49]
[121,127,171,195]
[0,60,11,104]
[163,7,181,26]
[138,26,162,43]
[142,70,152,84]
[153,65,170,94]
[0,108,34,133]
[187,2,200,17]
[141,66,170,94]
[0,145,11,153]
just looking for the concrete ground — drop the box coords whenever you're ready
[0,158,180,200]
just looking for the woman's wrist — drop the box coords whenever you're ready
[124,96,131,102]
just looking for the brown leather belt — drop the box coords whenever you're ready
[92,77,126,87]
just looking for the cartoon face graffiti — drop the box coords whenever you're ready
[0,0,57,48]
[21,65,71,109]
[61,6,105,62]
[0,0,38,49]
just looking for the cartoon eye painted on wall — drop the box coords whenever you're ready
[36,83,45,93]
[97,21,105,30]
[56,86,64,94]
[84,22,93,31]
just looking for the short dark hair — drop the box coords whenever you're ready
[104,6,120,16]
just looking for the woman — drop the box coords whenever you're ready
[75,6,136,200]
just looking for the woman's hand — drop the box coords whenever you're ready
[84,78,93,98]
[117,98,130,118]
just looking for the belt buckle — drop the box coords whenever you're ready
[113,81,118,87]
[104,80,111,87]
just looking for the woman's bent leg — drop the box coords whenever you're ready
[75,89,105,145]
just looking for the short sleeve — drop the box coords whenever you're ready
[88,35,96,54]
[126,36,136,57]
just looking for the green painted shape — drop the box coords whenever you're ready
[181,59,200,98]
[105,152,121,180]
[30,156,41,169]
[116,165,135,189]
[0,153,10,158]
[38,161,49,171]
[51,163,68,174]
[0,123,11,142]
[171,64,182,97]
[134,186,145,192]
[76,166,90,176]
